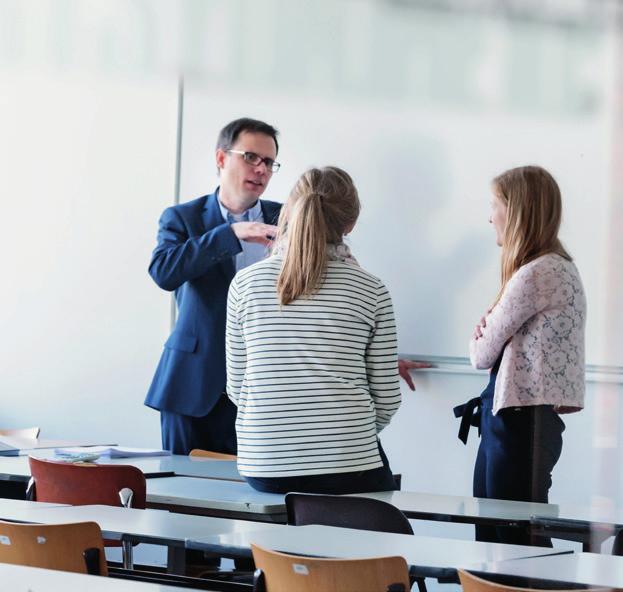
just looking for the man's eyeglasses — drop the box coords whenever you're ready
[227,150,281,173]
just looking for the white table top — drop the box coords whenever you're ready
[146,476,285,515]
[0,438,117,456]
[157,456,241,481]
[362,490,623,530]
[532,500,623,529]
[0,503,283,547]
[0,562,198,591]
[0,500,575,581]
[468,552,623,587]
[0,451,242,482]
[0,498,69,519]
[186,523,569,579]
[353,490,556,524]
[144,477,606,533]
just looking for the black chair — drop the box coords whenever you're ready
[285,493,426,592]
[286,493,411,533]
[612,530,623,556]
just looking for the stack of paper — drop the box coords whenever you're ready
[54,446,171,459]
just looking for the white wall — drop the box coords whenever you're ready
[0,69,177,445]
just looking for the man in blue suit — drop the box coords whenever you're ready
[145,118,282,454]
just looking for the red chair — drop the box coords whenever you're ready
[28,457,146,507]
[28,456,146,568]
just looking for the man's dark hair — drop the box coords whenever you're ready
[216,117,279,154]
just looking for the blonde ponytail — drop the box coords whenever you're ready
[276,167,360,305]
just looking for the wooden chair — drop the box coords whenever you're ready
[189,449,237,461]
[0,427,40,439]
[0,520,107,576]
[28,456,146,568]
[458,569,611,592]
[251,543,410,592]
[285,493,426,592]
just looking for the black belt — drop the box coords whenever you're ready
[453,396,482,445]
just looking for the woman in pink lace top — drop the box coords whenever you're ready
[468,165,586,546]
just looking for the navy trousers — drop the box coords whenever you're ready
[473,359,565,546]
[245,441,398,495]
[160,394,237,455]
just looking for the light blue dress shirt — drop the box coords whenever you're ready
[218,196,268,272]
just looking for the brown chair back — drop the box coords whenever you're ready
[0,520,108,576]
[29,457,146,508]
[189,449,237,461]
[251,543,410,592]
[458,569,611,592]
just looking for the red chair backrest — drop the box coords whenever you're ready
[29,457,146,508]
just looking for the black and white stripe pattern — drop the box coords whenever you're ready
[226,256,401,477]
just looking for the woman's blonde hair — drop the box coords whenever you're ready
[493,165,571,303]
[276,166,360,305]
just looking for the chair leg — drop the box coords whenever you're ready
[122,540,134,570]
[416,577,428,592]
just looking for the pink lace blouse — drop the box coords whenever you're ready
[469,253,586,415]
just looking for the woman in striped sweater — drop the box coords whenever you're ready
[225,166,401,494]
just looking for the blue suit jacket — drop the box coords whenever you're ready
[145,191,282,417]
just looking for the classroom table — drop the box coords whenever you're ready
[0,502,282,573]
[531,502,623,552]
[0,451,241,484]
[356,490,611,552]
[151,456,240,481]
[353,490,542,526]
[0,437,117,456]
[0,498,69,515]
[185,523,571,581]
[466,552,623,588]
[144,477,619,552]
[0,500,568,582]
[144,478,556,528]
[17,504,283,547]
[0,562,213,592]
[1,457,610,552]
[146,477,286,523]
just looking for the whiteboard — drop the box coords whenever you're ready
[179,22,620,368]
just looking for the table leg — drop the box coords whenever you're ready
[167,546,187,574]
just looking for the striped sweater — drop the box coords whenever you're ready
[226,255,401,478]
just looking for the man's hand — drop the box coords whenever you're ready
[398,359,433,391]
[231,222,278,246]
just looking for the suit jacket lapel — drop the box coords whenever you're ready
[202,190,236,281]
[261,200,282,226]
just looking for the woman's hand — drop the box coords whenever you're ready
[472,309,492,340]
[398,359,433,391]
